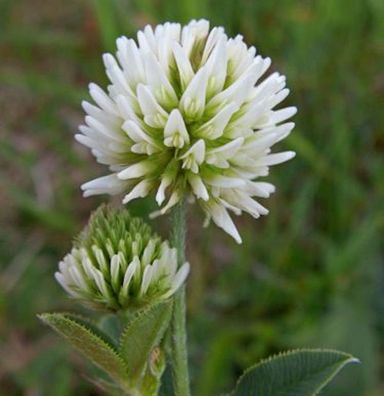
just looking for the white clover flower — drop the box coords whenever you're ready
[77,19,296,243]
[55,205,189,311]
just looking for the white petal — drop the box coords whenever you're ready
[244,181,276,198]
[162,190,181,213]
[89,83,119,116]
[122,256,140,293]
[243,133,279,152]
[257,122,295,144]
[164,109,190,148]
[143,52,178,108]
[139,265,153,296]
[157,23,181,75]
[122,120,160,154]
[92,246,108,275]
[201,26,226,65]
[207,137,244,157]
[75,134,103,151]
[180,139,205,163]
[217,197,242,215]
[229,98,270,130]
[182,19,210,58]
[207,73,252,111]
[204,174,245,188]
[123,120,151,143]
[255,151,296,166]
[91,268,110,298]
[180,67,209,120]
[152,190,181,216]
[55,272,77,296]
[136,84,168,128]
[159,244,177,276]
[270,107,297,124]
[162,262,190,299]
[205,137,244,169]
[141,239,157,267]
[209,58,268,110]
[137,26,156,53]
[155,160,179,205]
[156,176,172,205]
[115,94,141,124]
[103,53,132,94]
[85,115,126,144]
[81,174,127,197]
[251,72,286,102]
[172,41,195,90]
[81,256,97,281]
[58,257,71,275]
[122,38,146,84]
[149,259,162,283]
[204,200,242,244]
[188,174,209,201]
[122,179,153,204]
[82,100,119,127]
[269,88,290,108]
[180,140,206,173]
[195,102,238,140]
[110,254,121,291]
[205,35,227,95]
[131,142,158,155]
[223,190,269,218]
[118,160,156,180]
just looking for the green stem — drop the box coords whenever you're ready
[170,201,190,396]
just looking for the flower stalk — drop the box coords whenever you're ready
[170,201,190,396]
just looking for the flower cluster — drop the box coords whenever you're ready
[77,19,296,243]
[55,205,189,311]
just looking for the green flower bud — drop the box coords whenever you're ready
[55,205,189,311]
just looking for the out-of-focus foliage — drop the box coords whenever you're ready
[0,0,382,395]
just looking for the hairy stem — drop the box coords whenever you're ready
[170,201,190,396]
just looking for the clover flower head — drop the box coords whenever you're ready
[77,19,296,243]
[55,205,189,311]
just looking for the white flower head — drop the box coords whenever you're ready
[77,20,296,243]
[55,205,189,311]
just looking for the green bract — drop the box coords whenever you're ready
[55,205,189,311]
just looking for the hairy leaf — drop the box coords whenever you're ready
[39,313,130,389]
[231,349,359,396]
[120,300,173,381]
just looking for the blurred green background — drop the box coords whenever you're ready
[0,0,383,395]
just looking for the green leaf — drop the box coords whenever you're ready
[120,300,173,381]
[98,313,123,344]
[38,313,130,389]
[230,349,359,396]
